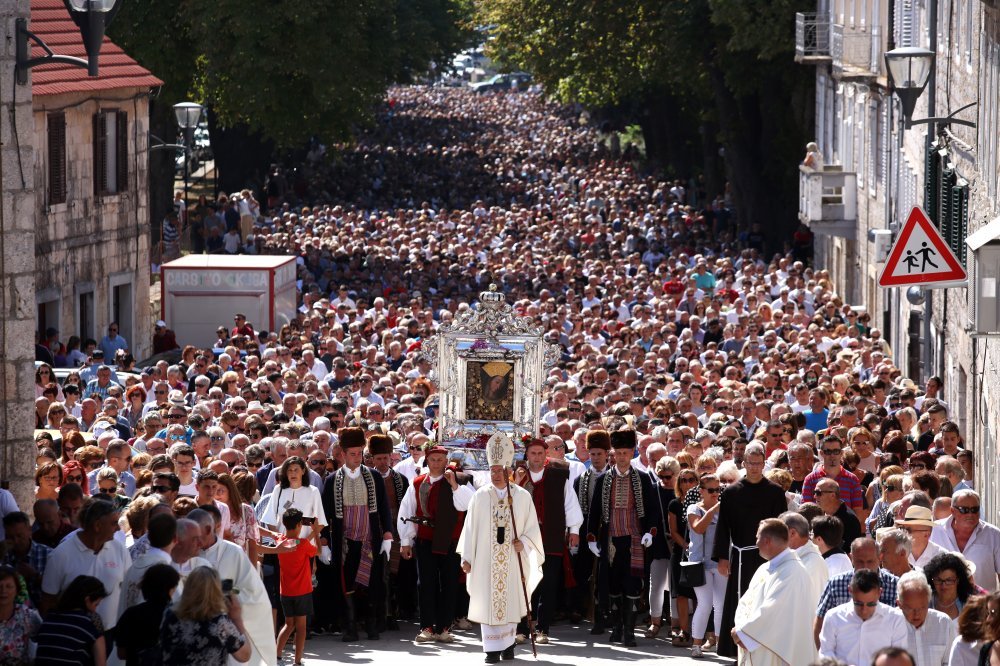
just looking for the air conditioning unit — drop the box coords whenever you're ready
[868,229,892,262]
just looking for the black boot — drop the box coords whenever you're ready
[366,600,380,640]
[485,652,501,664]
[621,597,638,648]
[386,590,400,630]
[608,596,623,643]
[501,644,515,660]
[342,595,359,642]
[365,614,380,640]
[590,606,606,635]
[375,599,387,634]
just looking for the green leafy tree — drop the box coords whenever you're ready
[110,0,475,203]
[480,0,815,252]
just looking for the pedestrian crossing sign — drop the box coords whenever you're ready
[878,206,967,287]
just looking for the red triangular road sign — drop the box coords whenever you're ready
[879,206,967,287]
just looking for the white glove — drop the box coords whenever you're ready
[641,533,653,548]
[588,541,601,557]
[318,544,332,565]
[380,539,393,558]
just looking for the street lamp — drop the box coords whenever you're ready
[16,0,124,85]
[173,102,204,227]
[884,47,934,129]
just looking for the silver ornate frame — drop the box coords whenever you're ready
[427,285,559,469]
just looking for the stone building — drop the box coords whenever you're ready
[0,0,38,510]
[0,0,160,510]
[30,0,162,362]
[797,0,1000,519]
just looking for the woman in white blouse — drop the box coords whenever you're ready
[260,456,327,548]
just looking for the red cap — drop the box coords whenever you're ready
[523,437,547,451]
[425,445,449,456]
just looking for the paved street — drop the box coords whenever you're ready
[295,621,730,665]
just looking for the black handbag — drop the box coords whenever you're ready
[679,560,706,588]
[678,504,707,587]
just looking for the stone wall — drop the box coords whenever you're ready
[930,0,1000,520]
[32,90,153,362]
[811,0,1000,522]
[0,1,42,511]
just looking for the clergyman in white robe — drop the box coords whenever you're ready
[457,481,544,653]
[734,546,817,666]
[202,536,278,666]
[794,540,830,608]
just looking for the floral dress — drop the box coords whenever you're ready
[229,503,260,555]
[0,604,41,664]
[160,608,245,666]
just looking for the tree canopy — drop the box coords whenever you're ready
[479,0,816,250]
[110,0,476,148]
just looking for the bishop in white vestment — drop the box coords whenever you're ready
[457,435,544,662]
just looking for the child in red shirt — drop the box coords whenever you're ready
[263,508,316,665]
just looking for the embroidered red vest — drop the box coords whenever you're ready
[413,473,464,553]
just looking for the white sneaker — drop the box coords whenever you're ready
[535,632,549,645]
[691,645,704,658]
[415,629,437,643]
[436,630,455,643]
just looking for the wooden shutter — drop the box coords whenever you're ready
[950,181,969,266]
[938,165,956,235]
[93,111,107,195]
[896,0,914,47]
[924,142,940,225]
[47,112,66,205]
[116,111,128,192]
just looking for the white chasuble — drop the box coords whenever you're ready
[458,483,544,639]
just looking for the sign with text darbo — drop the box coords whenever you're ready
[165,270,268,290]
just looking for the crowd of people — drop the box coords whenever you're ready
[17,84,1000,666]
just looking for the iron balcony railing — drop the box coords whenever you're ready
[799,165,858,238]
[831,23,875,77]
[795,12,832,60]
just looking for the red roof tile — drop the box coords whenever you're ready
[29,0,163,97]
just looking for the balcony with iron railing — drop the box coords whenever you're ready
[795,12,832,63]
[831,23,876,79]
[799,165,858,238]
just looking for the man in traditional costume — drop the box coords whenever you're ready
[712,442,788,659]
[398,444,475,643]
[368,432,409,631]
[513,437,583,644]
[189,508,278,666]
[458,434,544,664]
[573,430,611,633]
[321,427,394,641]
[732,518,817,666]
[585,429,660,647]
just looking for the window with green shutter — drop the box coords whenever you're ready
[924,144,969,267]
[949,181,969,266]
[924,140,940,223]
